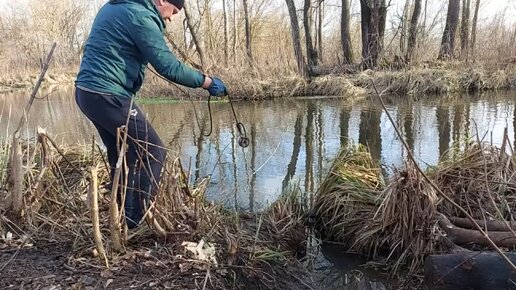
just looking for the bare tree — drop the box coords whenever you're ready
[341,0,354,64]
[400,0,412,56]
[285,0,308,77]
[184,4,206,68]
[304,0,318,74]
[406,0,422,63]
[317,0,324,63]
[460,0,471,60]
[438,0,460,60]
[242,0,253,64]
[232,0,237,63]
[470,0,480,56]
[222,0,229,65]
[360,0,388,69]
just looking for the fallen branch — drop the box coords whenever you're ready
[451,216,516,232]
[439,214,516,248]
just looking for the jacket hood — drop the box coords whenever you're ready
[109,0,166,28]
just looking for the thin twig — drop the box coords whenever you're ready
[14,43,57,137]
[371,80,516,271]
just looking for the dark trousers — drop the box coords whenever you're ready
[75,87,166,228]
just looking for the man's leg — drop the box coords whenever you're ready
[125,105,167,203]
[75,88,163,228]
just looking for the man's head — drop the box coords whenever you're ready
[154,0,184,21]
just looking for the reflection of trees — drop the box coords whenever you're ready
[359,108,381,161]
[249,123,257,212]
[437,106,450,159]
[317,107,324,186]
[305,102,315,193]
[231,125,238,211]
[193,114,208,183]
[340,106,351,147]
[282,112,303,190]
[452,103,464,148]
[403,106,414,151]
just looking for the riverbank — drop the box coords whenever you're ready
[2,64,515,99]
[0,135,313,289]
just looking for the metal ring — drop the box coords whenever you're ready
[238,137,250,148]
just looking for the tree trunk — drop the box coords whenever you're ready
[317,0,324,63]
[470,0,480,56]
[360,0,387,69]
[406,0,422,63]
[400,0,411,56]
[438,214,516,248]
[304,0,318,75]
[222,0,229,66]
[341,0,354,64]
[232,0,237,63]
[438,0,460,60]
[184,4,206,68]
[285,0,308,77]
[451,216,516,232]
[425,252,516,290]
[242,0,253,64]
[460,0,471,60]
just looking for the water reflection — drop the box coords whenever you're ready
[1,88,515,210]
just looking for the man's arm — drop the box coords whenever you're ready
[129,14,210,88]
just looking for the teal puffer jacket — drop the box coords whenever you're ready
[76,0,204,98]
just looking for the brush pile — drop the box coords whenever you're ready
[0,133,312,290]
[312,140,516,280]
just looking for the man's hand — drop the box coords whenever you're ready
[203,76,227,97]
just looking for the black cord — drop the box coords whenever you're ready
[147,68,249,147]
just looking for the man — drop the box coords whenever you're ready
[75,0,227,228]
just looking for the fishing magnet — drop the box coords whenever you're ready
[238,137,250,148]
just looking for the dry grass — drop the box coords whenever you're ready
[311,145,383,246]
[312,145,439,278]
[312,137,516,282]
[352,66,516,96]
[0,135,313,289]
[431,141,516,220]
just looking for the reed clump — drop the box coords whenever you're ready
[312,145,439,276]
[0,134,312,289]
[432,141,516,220]
[312,139,516,281]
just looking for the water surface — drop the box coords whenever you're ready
[1,87,515,212]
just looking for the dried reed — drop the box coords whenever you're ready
[432,142,516,220]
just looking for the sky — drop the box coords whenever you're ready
[0,0,515,25]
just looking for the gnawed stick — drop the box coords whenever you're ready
[109,99,135,252]
[89,166,109,267]
[7,137,23,221]
[8,43,56,224]
[371,80,516,272]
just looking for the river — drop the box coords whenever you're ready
[1,87,515,289]
[1,87,515,213]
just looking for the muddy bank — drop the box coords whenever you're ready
[2,65,515,99]
[0,135,313,290]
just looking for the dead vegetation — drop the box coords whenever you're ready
[312,137,516,284]
[0,132,312,289]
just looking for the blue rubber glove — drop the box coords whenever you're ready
[206,77,227,97]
